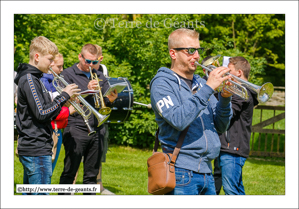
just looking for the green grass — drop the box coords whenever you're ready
[14,142,285,195]
[14,142,152,195]
[214,157,285,195]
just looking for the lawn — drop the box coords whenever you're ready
[14,142,285,195]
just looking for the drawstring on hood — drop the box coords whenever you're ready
[173,73,181,90]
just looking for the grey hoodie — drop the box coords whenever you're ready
[150,67,233,173]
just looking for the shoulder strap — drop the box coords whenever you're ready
[153,128,160,152]
[100,64,109,77]
[153,126,190,164]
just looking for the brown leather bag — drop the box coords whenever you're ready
[147,127,189,195]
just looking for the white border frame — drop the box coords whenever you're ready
[1,1,298,208]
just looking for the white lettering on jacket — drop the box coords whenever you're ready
[156,96,174,113]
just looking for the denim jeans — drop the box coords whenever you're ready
[219,152,246,195]
[165,167,216,195]
[19,155,52,195]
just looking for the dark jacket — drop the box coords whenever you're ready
[60,63,112,131]
[219,87,259,158]
[14,63,70,156]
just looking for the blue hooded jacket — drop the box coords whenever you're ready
[40,73,57,93]
[150,67,233,173]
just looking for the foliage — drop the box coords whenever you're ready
[14,14,285,148]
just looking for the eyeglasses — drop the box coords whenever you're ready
[173,47,205,55]
[81,54,99,65]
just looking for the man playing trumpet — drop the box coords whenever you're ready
[58,44,117,195]
[150,28,233,195]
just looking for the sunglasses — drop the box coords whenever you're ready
[81,54,99,65]
[173,47,205,55]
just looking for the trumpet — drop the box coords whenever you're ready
[195,55,274,103]
[89,67,111,115]
[49,67,109,136]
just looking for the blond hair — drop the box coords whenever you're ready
[29,36,58,60]
[168,28,199,50]
[54,52,63,61]
[94,44,102,57]
[80,44,97,56]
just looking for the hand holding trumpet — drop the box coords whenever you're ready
[62,83,81,98]
[87,80,99,90]
[87,79,118,103]
[205,67,233,98]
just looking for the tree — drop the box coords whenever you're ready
[14,14,285,148]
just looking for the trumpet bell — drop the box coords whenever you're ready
[94,110,110,127]
[257,82,274,104]
[99,107,112,115]
[195,55,274,103]
[202,55,221,66]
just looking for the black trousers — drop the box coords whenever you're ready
[213,155,222,195]
[59,125,105,195]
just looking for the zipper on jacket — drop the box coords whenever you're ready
[176,75,208,172]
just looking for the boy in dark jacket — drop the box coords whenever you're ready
[218,56,259,195]
[14,36,80,195]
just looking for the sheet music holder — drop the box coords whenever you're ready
[222,56,231,67]
[78,90,100,98]
[104,82,127,96]
[79,90,100,95]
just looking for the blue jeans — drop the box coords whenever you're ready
[165,167,216,195]
[19,155,52,195]
[219,152,246,195]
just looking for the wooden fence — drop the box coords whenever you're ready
[249,104,285,158]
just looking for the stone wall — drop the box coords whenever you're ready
[264,87,285,106]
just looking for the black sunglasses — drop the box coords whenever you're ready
[173,47,205,55]
[81,54,99,65]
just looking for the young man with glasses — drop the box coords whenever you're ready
[58,44,118,195]
[150,28,233,195]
